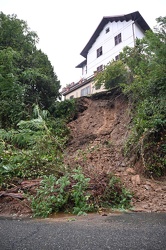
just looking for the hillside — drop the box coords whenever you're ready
[0,91,166,217]
[64,91,166,212]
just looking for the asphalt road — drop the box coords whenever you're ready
[0,212,166,250]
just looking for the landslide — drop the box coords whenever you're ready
[0,90,166,217]
[64,90,166,212]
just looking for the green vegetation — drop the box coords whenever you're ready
[71,167,91,215]
[52,99,76,121]
[28,167,92,218]
[28,175,70,218]
[99,175,132,209]
[27,168,131,218]
[0,12,60,128]
[95,60,129,91]
[0,106,68,185]
[95,16,166,177]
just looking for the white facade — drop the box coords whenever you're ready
[82,64,87,79]
[62,12,150,100]
[63,80,105,100]
[85,20,145,78]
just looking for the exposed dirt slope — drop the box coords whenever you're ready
[65,91,130,173]
[64,91,166,212]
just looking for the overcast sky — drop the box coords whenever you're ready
[1,0,166,88]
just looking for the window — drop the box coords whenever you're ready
[97,47,102,58]
[81,86,91,96]
[114,33,122,45]
[97,65,103,72]
[115,54,120,61]
[106,27,110,33]
[70,95,74,99]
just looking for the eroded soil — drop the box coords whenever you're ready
[64,92,166,213]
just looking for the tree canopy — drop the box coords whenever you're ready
[120,17,166,133]
[0,12,61,128]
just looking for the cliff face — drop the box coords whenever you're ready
[65,91,130,174]
[64,91,166,212]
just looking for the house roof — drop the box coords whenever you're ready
[62,76,93,96]
[80,11,151,58]
[75,59,87,68]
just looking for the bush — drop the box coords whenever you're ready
[52,99,76,121]
[0,107,69,185]
[28,167,92,217]
[27,168,132,218]
[94,60,129,90]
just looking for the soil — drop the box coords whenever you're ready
[0,90,166,217]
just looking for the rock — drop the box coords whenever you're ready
[121,162,126,167]
[131,175,141,185]
[139,195,146,201]
[152,197,159,203]
[116,161,121,167]
[144,185,151,190]
[155,187,162,192]
[126,167,136,175]
[114,173,121,176]
[149,184,155,190]
[131,207,146,212]
[145,181,151,185]
[142,204,150,209]
[117,167,125,172]
[101,213,108,216]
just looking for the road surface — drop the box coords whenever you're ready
[0,212,166,250]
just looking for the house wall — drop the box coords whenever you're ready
[82,64,87,78]
[63,19,146,100]
[134,22,145,39]
[64,81,106,100]
[86,20,135,78]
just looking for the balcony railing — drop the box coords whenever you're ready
[61,74,95,94]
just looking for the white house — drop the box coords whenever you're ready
[62,11,150,99]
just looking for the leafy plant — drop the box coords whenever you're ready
[29,175,57,218]
[120,17,166,177]
[71,167,91,215]
[94,60,129,90]
[30,174,72,218]
[100,175,132,209]
[26,167,133,218]
[143,130,166,177]
[52,99,76,121]
[0,106,69,184]
[28,167,93,217]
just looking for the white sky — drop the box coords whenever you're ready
[0,0,166,88]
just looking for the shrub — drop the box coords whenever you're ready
[27,168,133,218]
[28,167,92,217]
